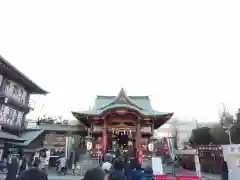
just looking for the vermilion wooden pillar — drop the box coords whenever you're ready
[136,122,141,147]
[102,119,107,153]
[136,120,142,164]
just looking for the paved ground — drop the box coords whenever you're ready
[0,167,220,180]
[0,160,221,180]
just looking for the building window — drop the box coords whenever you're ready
[0,105,24,127]
[5,81,11,96]
[13,85,19,96]
[7,109,16,124]
[0,75,3,87]
[0,105,7,124]
[19,90,24,102]
[4,81,26,103]
[16,112,23,126]
[1,105,9,124]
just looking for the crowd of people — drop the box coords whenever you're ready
[1,149,49,180]
[1,154,152,180]
[0,147,229,180]
[84,158,154,180]
[92,151,154,180]
[2,147,154,180]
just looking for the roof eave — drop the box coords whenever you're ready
[153,112,174,129]
[0,55,48,95]
[155,112,174,118]
[19,129,45,146]
[72,111,99,117]
[31,90,49,95]
[72,111,95,127]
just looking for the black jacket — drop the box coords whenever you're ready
[5,156,18,180]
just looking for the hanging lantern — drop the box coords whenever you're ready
[148,136,157,152]
[148,143,154,152]
[85,135,94,151]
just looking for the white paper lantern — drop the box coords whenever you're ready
[148,143,154,151]
[86,141,93,150]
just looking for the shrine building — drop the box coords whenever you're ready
[72,88,173,155]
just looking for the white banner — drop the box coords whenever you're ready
[194,154,202,177]
[152,156,163,175]
[222,144,240,180]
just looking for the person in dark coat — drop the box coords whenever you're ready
[5,154,19,180]
[83,168,105,180]
[16,168,48,180]
[108,171,127,180]
[19,157,27,175]
[115,148,121,159]
[112,158,124,172]
[140,165,154,180]
[124,158,134,179]
[32,157,40,168]
[128,160,144,180]
[221,161,228,180]
[108,158,126,180]
[109,158,126,180]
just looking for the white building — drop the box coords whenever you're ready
[154,118,219,149]
[154,119,198,149]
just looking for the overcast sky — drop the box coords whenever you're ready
[0,1,240,122]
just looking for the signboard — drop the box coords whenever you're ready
[177,149,201,177]
[177,149,197,155]
[194,155,202,177]
[152,156,163,174]
[93,126,102,132]
[140,126,152,133]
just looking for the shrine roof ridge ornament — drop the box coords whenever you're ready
[98,88,144,110]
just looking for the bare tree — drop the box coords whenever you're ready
[219,103,234,131]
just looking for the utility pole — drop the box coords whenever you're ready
[228,124,233,144]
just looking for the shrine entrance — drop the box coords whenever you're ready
[117,132,128,149]
[109,127,133,152]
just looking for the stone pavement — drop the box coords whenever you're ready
[0,161,220,180]
[0,170,220,180]
[0,172,83,180]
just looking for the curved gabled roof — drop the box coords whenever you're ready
[92,89,154,112]
[72,89,174,129]
[99,88,144,110]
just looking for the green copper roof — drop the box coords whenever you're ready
[72,88,173,117]
[99,88,144,110]
[0,130,25,142]
[13,129,44,146]
[72,89,174,129]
